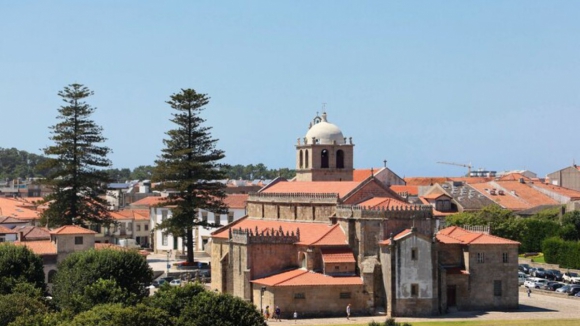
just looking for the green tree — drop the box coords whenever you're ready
[176,291,266,326]
[145,283,206,319]
[38,83,113,228]
[131,165,154,180]
[104,168,131,182]
[0,244,45,295]
[52,249,152,313]
[0,293,49,326]
[67,304,172,326]
[153,89,228,263]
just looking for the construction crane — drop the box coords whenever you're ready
[437,161,472,176]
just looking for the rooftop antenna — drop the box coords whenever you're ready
[383,159,387,168]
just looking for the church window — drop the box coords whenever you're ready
[299,150,304,169]
[321,149,329,168]
[294,293,305,299]
[411,284,419,297]
[305,150,309,168]
[411,248,418,260]
[336,150,344,168]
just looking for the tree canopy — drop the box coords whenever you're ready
[51,248,152,313]
[0,243,45,295]
[38,84,113,227]
[153,88,228,263]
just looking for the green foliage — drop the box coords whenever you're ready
[104,168,132,182]
[530,206,562,221]
[542,237,580,269]
[68,278,136,313]
[130,165,154,180]
[0,147,51,180]
[52,249,152,313]
[0,293,49,326]
[153,88,228,263]
[519,218,560,252]
[0,243,45,295]
[67,303,172,326]
[39,83,113,228]
[8,311,73,326]
[145,282,206,319]
[542,237,563,264]
[221,163,295,180]
[176,291,266,326]
[561,211,580,241]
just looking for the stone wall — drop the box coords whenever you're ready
[246,193,338,222]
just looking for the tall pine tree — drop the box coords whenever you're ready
[153,89,227,263]
[39,84,113,227]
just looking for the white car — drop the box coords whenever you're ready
[169,279,182,287]
[524,278,547,289]
[563,272,580,284]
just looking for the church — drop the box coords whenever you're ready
[210,113,519,318]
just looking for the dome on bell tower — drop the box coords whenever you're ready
[305,112,345,145]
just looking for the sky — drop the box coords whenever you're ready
[1,1,579,178]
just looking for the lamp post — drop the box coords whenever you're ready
[166,250,172,276]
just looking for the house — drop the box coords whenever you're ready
[210,112,520,318]
[148,193,248,254]
[547,165,580,191]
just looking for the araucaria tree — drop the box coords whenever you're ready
[40,84,113,227]
[154,89,227,263]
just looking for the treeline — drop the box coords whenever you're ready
[543,237,580,269]
[446,206,580,253]
[0,148,294,182]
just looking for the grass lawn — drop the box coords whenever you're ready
[311,319,580,326]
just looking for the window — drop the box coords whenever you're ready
[227,212,234,224]
[214,214,221,227]
[493,280,502,296]
[162,234,168,246]
[128,222,133,230]
[321,149,329,168]
[145,224,149,231]
[340,292,351,299]
[161,210,168,221]
[502,252,508,263]
[411,248,418,260]
[334,265,340,270]
[74,236,84,245]
[0,237,5,243]
[336,150,344,169]
[305,150,309,168]
[202,212,208,223]
[299,150,303,169]
[477,252,485,263]
[294,293,305,299]
[136,224,141,232]
[411,284,419,297]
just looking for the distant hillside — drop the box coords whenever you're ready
[0,147,51,180]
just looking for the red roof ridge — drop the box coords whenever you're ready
[310,224,341,245]
[271,269,309,286]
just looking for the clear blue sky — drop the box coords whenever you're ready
[1,1,579,178]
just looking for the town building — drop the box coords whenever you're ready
[210,112,520,318]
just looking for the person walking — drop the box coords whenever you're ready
[265,305,271,320]
[527,287,532,297]
[275,306,281,321]
[293,310,298,323]
[346,303,351,320]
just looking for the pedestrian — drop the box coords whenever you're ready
[527,287,531,297]
[346,303,351,320]
[293,310,298,323]
[275,306,281,321]
[265,305,270,320]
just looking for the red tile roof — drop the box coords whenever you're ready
[212,217,346,246]
[0,198,40,221]
[251,269,363,287]
[437,226,520,245]
[0,225,16,233]
[130,196,165,207]
[404,177,448,186]
[353,168,383,182]
[390,185,418,196]
[532,183,580,200]
[469,181,558,211]
[261,181,360,198]
[379,229,412,245]
[223,194,248,209]
[17,226,51,240]
[50,225,97,235]
[321,247,356,263]
[13,240,57,255]
[357,197,412,209]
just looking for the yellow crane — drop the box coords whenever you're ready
[437,161,472,176]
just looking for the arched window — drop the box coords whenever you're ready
[321,149,329,168]
[305,150,309,168]
[336,150,344,169]
[299,150,303,169]
[299,252,307,268]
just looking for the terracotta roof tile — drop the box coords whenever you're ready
[379,229,412,245]
[469,181,558,211]
[223,194,248,209]
[532,183,580,200]
[16,226,51,240]
[50,225,97,235]
[311,225,348,246]
[437,226,519,245]
[353,168,382,182]
[130,196,165,207]
[262,181,360,198]
[321,247,356,263]
[13,240,57,255]
[0,225,16,233]
[390,185,418,196]
[251,269,363,287]
[0,198,40,221]
[357,197,412,209]
[212,217,344,246]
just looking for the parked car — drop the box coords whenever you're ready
[545,269,563,281]
[532,267,546,278]
[543,281,565,291]
[556,284,580,294]
[570,286,580,296]
[519,264,531,274]
[169,279,182,287]
[563,272,580,284]
[524,278,548,289]
[518,272,526,286]
[150,279,168,288]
